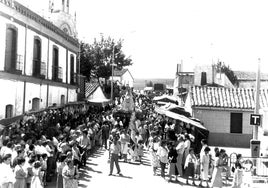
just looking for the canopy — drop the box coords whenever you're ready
[165,111,207,130]
[88,98,111,103]
[155,103,191,117]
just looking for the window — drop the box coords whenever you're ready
[230,113,243,133]
[32,98,40,111]
[5,104,13,118]
[33,37,42,76]
[70,54,75,84]
[5,25,18,72]
[52,46,60,81]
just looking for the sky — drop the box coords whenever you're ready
[21,0,268,79]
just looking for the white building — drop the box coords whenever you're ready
[110,68,134,88]
[0,0,79,119]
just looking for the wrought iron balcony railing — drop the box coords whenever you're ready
[32,59,46,79]
[5,54,23,75]
[52,65,62,82]
[70,72,77,85]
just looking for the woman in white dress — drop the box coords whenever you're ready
[199,147,210,188]
[31,161,43,188]
[210,150,224,188]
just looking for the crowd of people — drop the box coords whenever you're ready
[0,102,116,188]
[0,88,254,188]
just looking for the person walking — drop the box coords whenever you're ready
[184,148,197,186]
[108,137,122,176]
[199,146,211,188]
[157,140,169,179]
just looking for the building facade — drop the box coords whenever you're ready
[0,0,79,119]
[185,86,268,148]
[234,71,268,89]
[110,68,134,88]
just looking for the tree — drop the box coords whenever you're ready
[79,36,133,81]
[215,61,238,86]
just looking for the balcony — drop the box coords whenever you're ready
[5,54,23,75]
[52,65,62,82]
[32,59,46,79]
[70,72,77,85]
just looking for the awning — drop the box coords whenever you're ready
[165,111,207,130]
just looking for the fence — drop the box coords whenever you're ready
[229,152,268,177]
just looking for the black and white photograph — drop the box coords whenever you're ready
[0,0,268,188]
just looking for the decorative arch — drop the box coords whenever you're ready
[60,22,72,36]
[32,98,40,111]
[5,24,18,71]
[61,95,65,106]
[5,104,13,118]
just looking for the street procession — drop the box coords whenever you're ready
[1,0,268,188]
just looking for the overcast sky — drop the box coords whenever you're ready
[23,0,268,79]
[73,0,268,79]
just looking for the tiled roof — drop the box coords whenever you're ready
[85,83,99,98]
[234,71,268,81]
[189,86,268,109]
[113,69,128,77]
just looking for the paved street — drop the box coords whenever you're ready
[78,147,267,188]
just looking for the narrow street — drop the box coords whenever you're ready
[73,147,265,188]
[77,147,191,188]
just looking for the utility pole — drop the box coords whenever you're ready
[110,45,115,103]
[253,58,261,140]
[251,58,261,175]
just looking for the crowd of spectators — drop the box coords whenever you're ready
[0,102,116,188]
[0,88,251,188]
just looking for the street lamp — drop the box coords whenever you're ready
[110,45,115,103]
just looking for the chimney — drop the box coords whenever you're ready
[201,72,207,86]
[212,64,215,84]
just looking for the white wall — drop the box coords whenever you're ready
[0,80,24,119]
[192,108,253,134]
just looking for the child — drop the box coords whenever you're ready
[242,159,253,187]
[26,159,35,188]
[31,161,43,188]
[56,155,66,188]
[126,144,134,163]
[184,148,197,185]
[132,144,139,162]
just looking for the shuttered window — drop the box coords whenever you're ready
[5,25,18,71]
